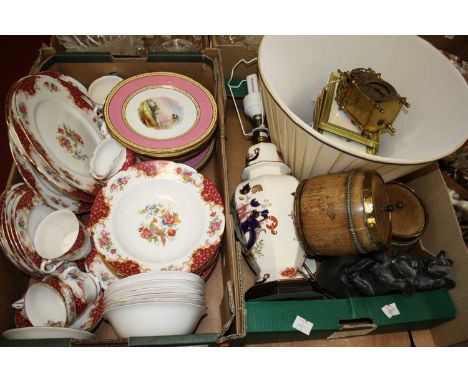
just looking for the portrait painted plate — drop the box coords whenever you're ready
[104,72,217,157]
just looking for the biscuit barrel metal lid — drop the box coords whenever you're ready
[386,181,428,248]
[103,72,217,158]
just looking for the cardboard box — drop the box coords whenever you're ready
[0,48,246,346]
[211,36,261,97]
[224,97,467,346]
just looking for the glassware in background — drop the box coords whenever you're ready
[56,35,145,55]
[218,35,246,45]
[442,51,468,82]
[146,35,203,52]
[440,141,468,189]
[217,35,262,50]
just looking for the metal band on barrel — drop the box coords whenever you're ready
[345,171,366,254]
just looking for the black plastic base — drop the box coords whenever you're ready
[245,279,324,301]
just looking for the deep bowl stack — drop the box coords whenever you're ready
[103,271,206,337]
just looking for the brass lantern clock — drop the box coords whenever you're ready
[315,68,410,155]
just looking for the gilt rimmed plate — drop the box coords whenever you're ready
[0,188,35,276]
[5,75,95,203]
[7,112,98,207]
[104,72,217,157]
[9,133,92,214]
[8,119,95,203]
[11,188,56,276]
[180,138,215,170]
[89,161,224,277]
[4,185,44,276]
[38,71,88,95]
[10,75,103,194]
[139,138,215,171]
[2,184,44,277]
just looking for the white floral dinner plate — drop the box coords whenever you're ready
[5,73,95,203]
[39,71,88,95]
[89,161,224,277]
[2,327,96,340]
[8,119,95,203]
[9,132,92,214]
[10,75,103,194]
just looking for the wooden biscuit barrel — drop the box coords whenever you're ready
[294,170,391,256]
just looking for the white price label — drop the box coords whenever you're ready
[292,315,314,335]
[382,303,400,319]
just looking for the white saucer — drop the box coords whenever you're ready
[2,327,96,340]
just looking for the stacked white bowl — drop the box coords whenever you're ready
[103,271,207,338]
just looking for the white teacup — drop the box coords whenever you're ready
[14,276,77,327]
[88,74,123,107]
[89,137,136,181]
[53,262,101,313]
[34,210,90,272]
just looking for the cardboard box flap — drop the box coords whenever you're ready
[218,242,247,343]
[211,35,260,82]
[212,56,246,342]
[327,320,378,339]
[219,281,236,335]
[329,302,377,339]
[406,168,468,346]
